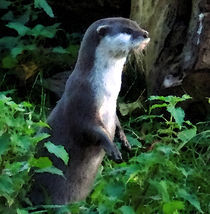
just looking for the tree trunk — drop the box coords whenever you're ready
[130,0,210,120]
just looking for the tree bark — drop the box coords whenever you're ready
[130,0,210,120]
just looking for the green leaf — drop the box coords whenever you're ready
[149,95,191,105]
[119,206,135,214]
[6,22,30,36]
[32,132,50,144]
[45,141,69,165]
[0,174,14,205]
[149,103,168,112]
[150,180,170,202]
[21,101,33,108]
[0,134,10,157]
[67,44,80,58]
[17,208,29,214]
[177,189,203,213]
[126,135,142,148]
[163,201,185,214]
[30,157,52,168]
[177,128,197,150]
[36,121,51,128]
[167,106,185,126]
[0,0,11,9]
[35,166,64,177]
[31,24,59,38]
[105,182,124,199]
[131,151,162,166]
[2,55,17,68]
[5,161,29,175]
[0,174,13,194]
[1,11,14,21]
[11,44,36,57]
[0,36,18,49]
[34,0,54,18]
[52,46,69,54]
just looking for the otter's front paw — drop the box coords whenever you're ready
[110,146,123,163]
[102,142,123,163]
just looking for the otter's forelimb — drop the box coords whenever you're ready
[88,126,123,163]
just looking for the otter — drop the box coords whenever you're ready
[30,17,150,205]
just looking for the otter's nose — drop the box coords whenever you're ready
[142,31,149,39]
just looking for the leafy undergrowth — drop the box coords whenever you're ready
[67,95,210,214]
[79,95,210,214]
[0,0,80,103]
[0,91,70,213]
[0,93,209,214]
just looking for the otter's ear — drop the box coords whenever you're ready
[96,25,110,36]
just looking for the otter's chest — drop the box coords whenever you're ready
[91,58,126,133]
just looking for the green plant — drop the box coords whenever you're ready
[0,91,69,214]
[0,0,80,96]
[0,91,46,211]
[67,95,209,214]
[1,89,209,214]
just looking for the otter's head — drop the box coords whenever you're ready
[76,18,150,71]
[95,18,150,58]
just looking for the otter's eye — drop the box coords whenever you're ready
[124,28,133,34]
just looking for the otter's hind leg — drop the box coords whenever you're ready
[115,116,131,151]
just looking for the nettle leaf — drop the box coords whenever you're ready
[30,157,52,168]
[6,22,30,36]
[20,101,33,108]
[31,24,59,38]
[11,44,36,57]
[1,11,14,21]
[178,128,197,143]
[0,36,18,50]
[134,114,163,122]
[34,0,54,18]
[0,174,14,195]
[150,180,170,202]
[0,0,11,9]
[67,44,80,58]
[16,209,29,214]
[119,206,135,214]
[16,10,31,24]
[52,46,69,54]
[105,182,124,199]
[149,103,168,112]
[45,141,69,165]
[178,189,203,213]
[119,101,141,116]
[32,132,50,144]
[0,133,10,157]
[131,151,163,167]
[5,162,29,175]
[149,95,191,105]
[0,175,15,206]
[2,55,17,69]
[163,200,185,214]
[126,135,142,148]
[35,166,64,177]
[36,121,51,129]
[167,106,185,126]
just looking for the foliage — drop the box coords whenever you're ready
[0,91,69,213]
[65,95,209,214]
[0,92,209,213]
[0,0,80,95]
